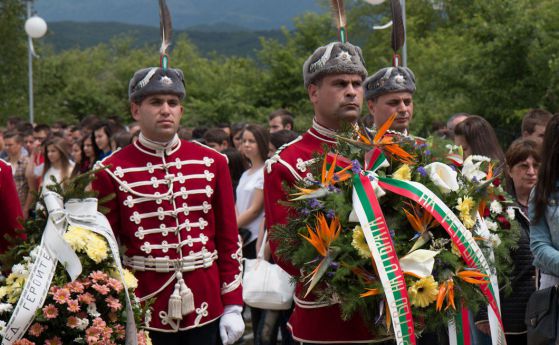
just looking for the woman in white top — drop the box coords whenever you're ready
[236,124,274,344]
[41,137,75,196]
[236,124,269,259]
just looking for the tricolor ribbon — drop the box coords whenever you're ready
[2,192,138,345]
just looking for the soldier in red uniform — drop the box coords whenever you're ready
[264,42,394,344]
[0,158,24,254]
[92,66,244,345]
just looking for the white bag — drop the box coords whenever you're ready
[242,230,295,310]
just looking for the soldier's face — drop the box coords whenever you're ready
[367,92,414,132]
[132,94,183,142]
[309,74,363,129]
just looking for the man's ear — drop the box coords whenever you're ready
[286,123,293,131]
[131,102,140,121]
[366,99,376,114]
[308,84,319,104]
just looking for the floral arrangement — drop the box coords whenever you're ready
[0,172,152,345]
[273,116,519,337]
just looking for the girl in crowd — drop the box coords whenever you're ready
[454,115,505,162]
[92,122,112,160]
[82,136,98,171]
[231,122,247,152]
[530,114,559,293]
[236,124,268,257]
[70,139,87,177]
[41,137,74,195]
[235,124,270,344]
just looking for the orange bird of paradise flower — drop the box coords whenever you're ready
[291,153,353,200]
[456,269,490,285]
[353,113,415,165]
[300,213,341,296]
[436,279,456,311]
[403,202,438,252]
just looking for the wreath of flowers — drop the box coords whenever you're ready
[0,172,152,345]
[272,115,519,335]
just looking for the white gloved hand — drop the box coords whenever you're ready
[219,305,244,345]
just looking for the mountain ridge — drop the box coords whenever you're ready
[35,0,323,31]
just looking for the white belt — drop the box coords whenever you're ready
[123,250,218,273]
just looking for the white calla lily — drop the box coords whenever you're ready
[462,155,491,182]
[424,162,459,194]
[399,249,440,278]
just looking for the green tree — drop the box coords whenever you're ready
[0,0,27,123]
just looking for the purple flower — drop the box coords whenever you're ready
[327,185,340,192]
[301,208,310,216]
[351,160,362,174]
[326,209,336,219]
[417,166,427,177]
[333,174,340,182]
[329,261,340,270]
[424,150,431,156]
[308,198,321,209]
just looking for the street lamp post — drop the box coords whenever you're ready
[24,0,47,125]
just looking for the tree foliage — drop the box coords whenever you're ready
[0,0,557,143]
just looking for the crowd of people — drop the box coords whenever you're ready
[0,26,558,345]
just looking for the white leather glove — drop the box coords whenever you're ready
[219,305,244,345]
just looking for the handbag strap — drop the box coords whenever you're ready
[257,229,268,259]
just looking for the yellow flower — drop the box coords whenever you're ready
[0,286,7,300]
[393,164,412,180]
[408,275,439,308]
[456,196,476,229]
[84,233,109,263]
[111,269,139,290]
[351,225,371,259]
[63,226,90,251]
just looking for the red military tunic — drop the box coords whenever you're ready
[264,120,392,343]
[0,159,24,254]
[92,135,242,332]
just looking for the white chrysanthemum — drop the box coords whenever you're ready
[29,246,40,260]
[87,303,100,317]
[0,320,6,337]
[506,207,516,220]
[490,200,503,214]
[488,234,502,248]
[11,264,27,276]
[485,219,498,231]
[77,318,89,331]
[0,303,13,315]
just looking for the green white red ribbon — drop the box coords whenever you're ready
[353,173,416,345]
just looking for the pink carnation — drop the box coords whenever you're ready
[28,323,46,337]
[67,316,80,329]
[42,304,59,319]
[45,337,62,345]
[89,271,108,282]
[113,325,126,340]
[107,278,123,292]
[92,283,110,295]
[78,292,95,304]
[105,296,122,312]
[67,299,80,312]
[66,281,85,293]
[53,288,71,304]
